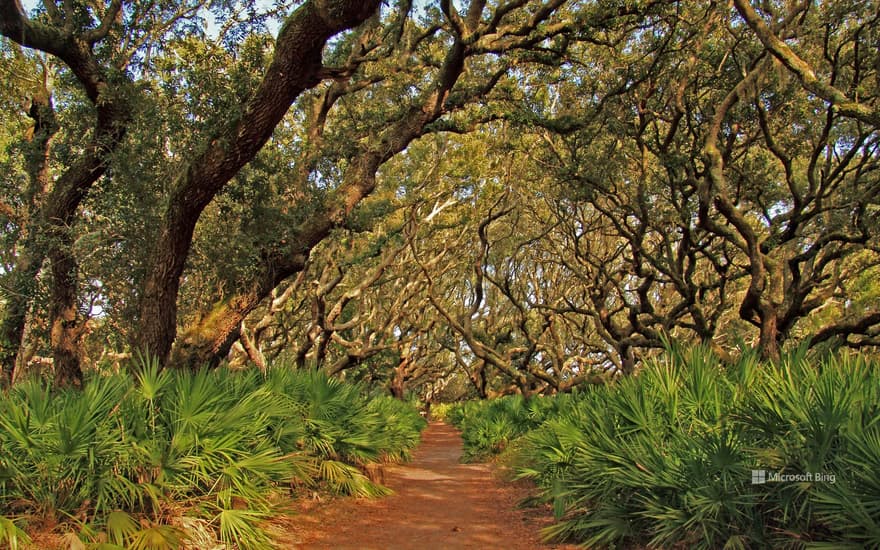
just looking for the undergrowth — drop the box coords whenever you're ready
[449,345,880,549]
[0,356,426,549]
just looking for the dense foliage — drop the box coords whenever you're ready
[1,0,877,398]
[449,347,880,549]
[0,359,426,548]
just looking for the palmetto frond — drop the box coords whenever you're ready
[452,346,880,549]
[0,355,425,547]
[0,516,31,550]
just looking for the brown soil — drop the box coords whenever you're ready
[281,422,580,549]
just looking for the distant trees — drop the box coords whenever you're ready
[494,0,880,365]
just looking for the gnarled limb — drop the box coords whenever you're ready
[733,0,880,129]
[137,0,383,364]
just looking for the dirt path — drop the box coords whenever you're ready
[284,422,578,549]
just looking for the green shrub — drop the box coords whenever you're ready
[429,402,453,422]
[0,357,425,548]
[453,346,880,549]
[0,515,30,549]
[449,392,575,461]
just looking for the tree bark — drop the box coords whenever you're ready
[48,236,83,388]
[757,309,780,362]
[389,356,409,399]
[239,320,267,373]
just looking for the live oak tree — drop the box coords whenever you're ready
[394,132,612,396]
[316,0,880,388]
[722,0,880,356]
[2,0,595,384]
[505,2,753,365]
[1,0,381,385]
[134,0,383,365]
[506,0,880,362]
[0,0,139,386]
[162,0,590,369]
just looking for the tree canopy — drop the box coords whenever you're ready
[1,0,878,395]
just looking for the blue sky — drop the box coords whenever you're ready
[19,0,435,26]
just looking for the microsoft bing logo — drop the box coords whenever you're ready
[750,469,835,484]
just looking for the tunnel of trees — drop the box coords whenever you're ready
[0,0,878,397]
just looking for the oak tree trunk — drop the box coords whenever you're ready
[48,234,83,388]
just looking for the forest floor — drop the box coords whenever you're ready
[279,422,580,549]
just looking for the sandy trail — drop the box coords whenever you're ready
[284,422,578,549]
